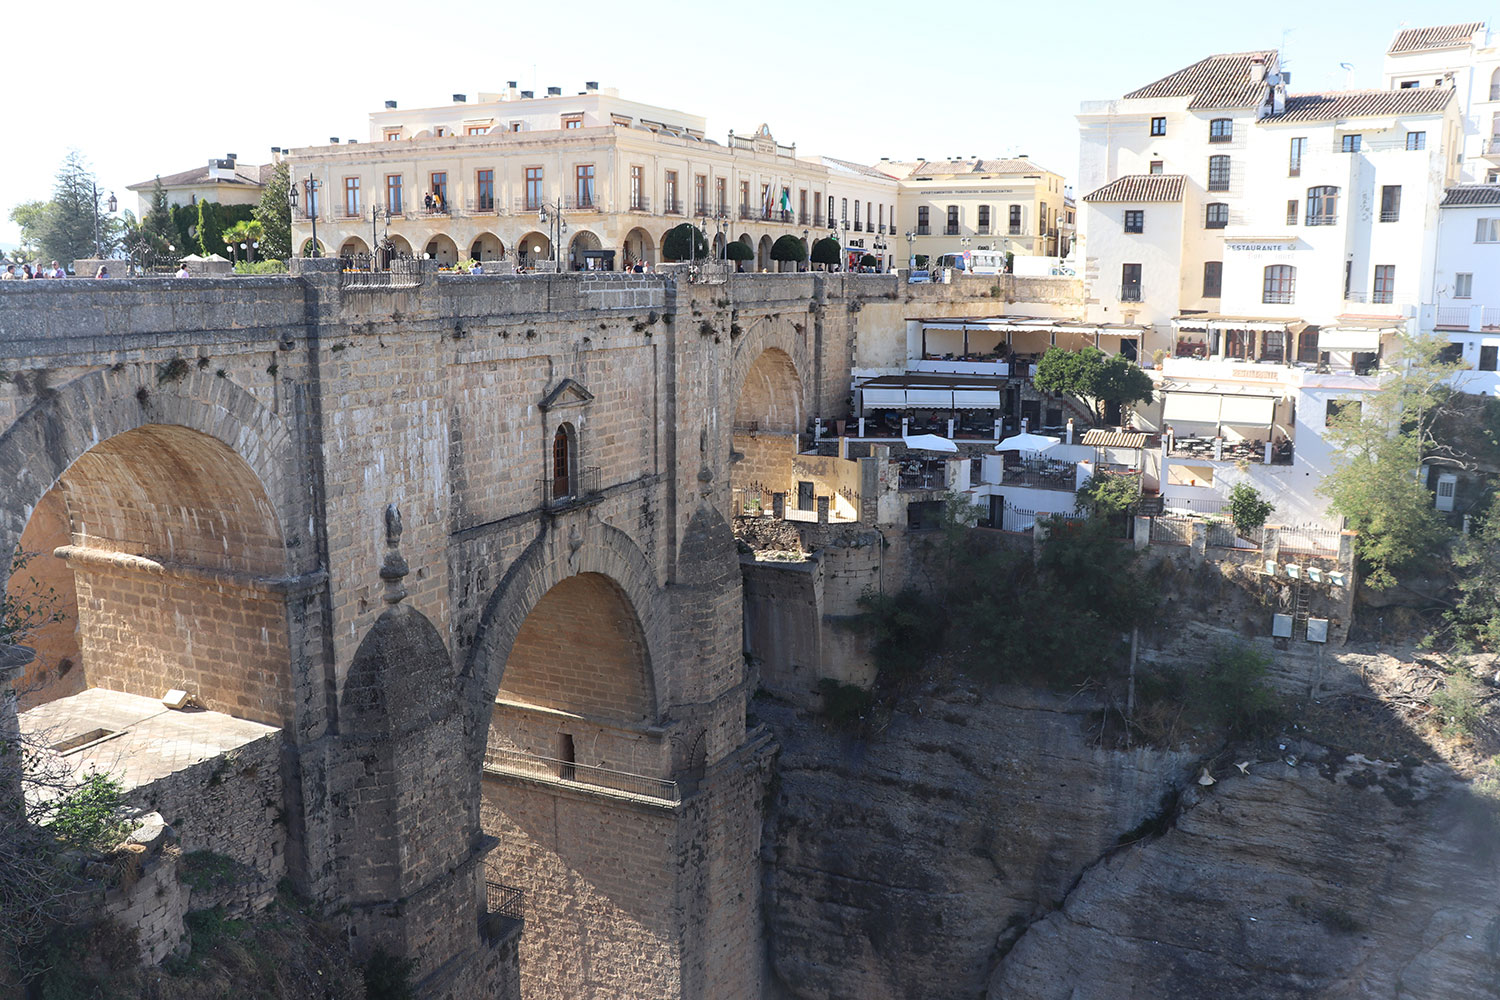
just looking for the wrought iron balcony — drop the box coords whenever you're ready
[663,198,683,215]
[1120,284,1143,302]
[629,195,650,212]
[538,466,602,510]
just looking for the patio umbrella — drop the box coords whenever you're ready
[995,432,1062,454]
[902,433,959,453]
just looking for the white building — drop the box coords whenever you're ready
[1423,184,1500,397]
[1381,22,1500,184]
[1076,46,1465,528]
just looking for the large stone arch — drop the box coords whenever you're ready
[423,232,460,265]
[727,345,805,517]
[567,229,603,270]
[0,366,297,591]
[470,231,505,260]
[463,519,668,754]
[339,235,371,257]
[0,369,300,724]
[623,226,655,268]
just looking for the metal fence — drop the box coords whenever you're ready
[1001,506,1037,532]
[1278,526,1342,556]
[486,881,524,921]
[1160,496,1230,516]
[1151,515,1193,546]
[484,747,680,802]
[1204,520,1259,550]
[339,255,424,289]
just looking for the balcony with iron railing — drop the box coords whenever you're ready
[1484,137,1500,159]
[813,213,825,228]
[538,466,602,510]
[565,193,599,210]
[466,196,499,215]
[513,197,544,214]
[480,874,524,944]
[944,225,959,236]
[798,211,811,225]
[915,225,931,235]
[629,195,650,212]
[1120,284,1143,302]
[663,198,683,215]
[484,746,680,803]
[854,220,862,232]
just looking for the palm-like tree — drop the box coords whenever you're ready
[222,219,266,263]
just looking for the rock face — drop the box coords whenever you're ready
[992,749,1500,1000]
[761,689,1500,1000]
[757,688,1198,1000]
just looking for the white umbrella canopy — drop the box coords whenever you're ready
[994,432,1062,454]
[902,433,959,453]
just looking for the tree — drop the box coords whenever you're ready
[1448,510,1500,653]
[859,253,878,269]
[9,152,125,264]
[223,219,266,262]
[131,178,177,261]
[1226,482,1274,537]
[1075,472,1141,516]
[254,161,292,261]
[1319,332,1465,588]
[1033,346,1154,422]
[724,240,754,270]
[810,236,841,267]
[770,234,806,264]
[661,223,707,262]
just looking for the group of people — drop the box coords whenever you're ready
[2,260,66,279]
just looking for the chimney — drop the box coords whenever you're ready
[226,153,237,163]
[346,139,357,144]
[1280,70,1291,86]
[547,86,562,96]
[507,80,517,88]
[271,147,283,164]
[585,81,599,91]
[521,90,533,98]
[385,100,397,109]
[453,93,466,102]
[1249,56,1266,83]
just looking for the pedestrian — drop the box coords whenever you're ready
[94,265,110,279]
[176,263,191,278]
[21,264,34,279]
[424,192,434,211]
[49,260,64,278]
[471,260,483,274]
[1,264,16,280]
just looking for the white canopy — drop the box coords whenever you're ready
[995,432,1062,454]
[903,434,959,453]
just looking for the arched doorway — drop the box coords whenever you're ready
[622,227,655,269]
[386,234,414,258]
[730,348,804,518]
[470,232,505,261]
[424,233,460,266]
[7,424,292,724]
[712,232,725,261]
[568,229,604,271]
[517,230,550,268]
[339,236,370,258]
[757,234,773,272]
[299,238,327,258]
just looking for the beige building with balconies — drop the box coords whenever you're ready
[878,157,1069,265]
[287,84,898,271]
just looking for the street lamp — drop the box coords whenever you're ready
[289,174,320,257]
[537,199,567,267]
[92,184,116,259]
[905,229,916,269]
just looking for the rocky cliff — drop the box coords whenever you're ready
[758,683,1500,1000]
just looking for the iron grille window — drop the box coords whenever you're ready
[1207,155,1230,191]
[1205,203,1228,229]
[1379,185,1401,222]
[1121,263,1142,301]
[1263,264,1296,304]
[1209,118,1233,143]
[1306,186,1339,226]
[1009,205,1022,234]
[1372,264,1396,304]
[1202,261,1222,298]
[1124,210,1144,233]
[1286,199,1298,225]
[576,164,595,208]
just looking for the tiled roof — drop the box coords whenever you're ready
[885,157,1058,179]
[126,163,272,192]
[1123,50,1276,110]
[1388,22,1485,54]
[817,155,899,180]
[1441,184,1500,207]
[1080,429,1149,449]
[1082,174,1185,203]
[1262,88,1452,123]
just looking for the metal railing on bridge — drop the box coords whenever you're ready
[483,747,680,802]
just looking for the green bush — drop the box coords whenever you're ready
[1430,672,1485,739]
[1191,644,1283,737]
[725,240,754,262]
[859,253,878,268]
[41,771,126,851]
[810,236,841,267]
[1227,482,1275,536]
[233,259,288,274]
[770,234,807,262]
[364,945,416,1000]
[661,223,707,261]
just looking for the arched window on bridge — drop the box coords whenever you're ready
[552,424,576,500]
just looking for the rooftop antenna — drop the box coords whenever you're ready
[1279,27,1293,70]
[1339,62,1355,89]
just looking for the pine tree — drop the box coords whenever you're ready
[253,161,292,260]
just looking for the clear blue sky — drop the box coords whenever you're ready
[2,0,1493,247]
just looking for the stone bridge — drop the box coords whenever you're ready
[0,264,1020,997]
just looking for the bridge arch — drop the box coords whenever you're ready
[0,368,299,724]
[727,344,805,516]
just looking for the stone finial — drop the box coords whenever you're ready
[380,502,408,605]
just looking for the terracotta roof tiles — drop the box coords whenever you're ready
[1388,22,1485,54]
[1262,88,1453,123]
[1123,50,1277,110]
[1081,174,1185,204]
[1441,185,1500,207]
